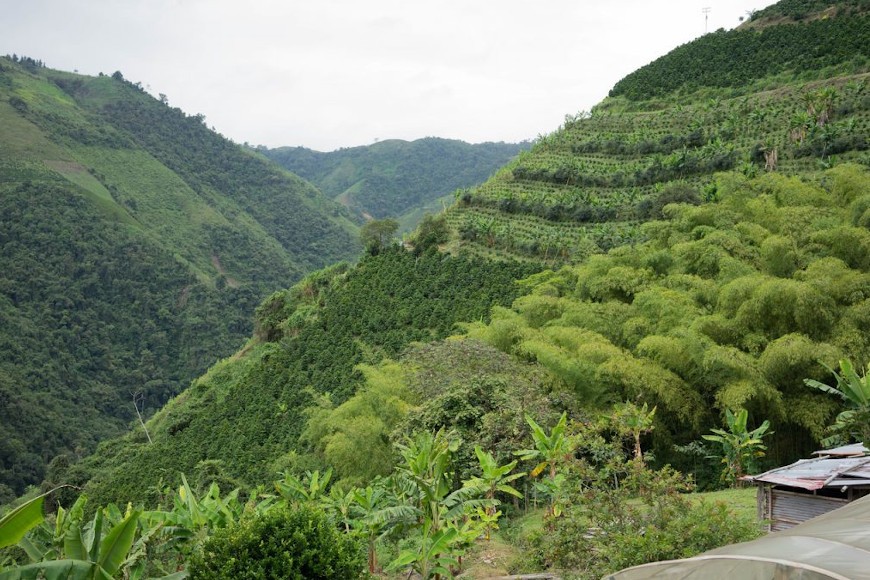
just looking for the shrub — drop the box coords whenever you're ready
[545,458,761,578]
[187,504,366,579]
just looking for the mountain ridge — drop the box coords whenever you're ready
[0,57,360,497]
[262,137,529,226]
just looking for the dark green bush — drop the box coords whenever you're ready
[187,504,366,579]
[545,459,762,578]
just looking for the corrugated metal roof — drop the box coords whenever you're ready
[812,442,869,456]
[748,455,870,490]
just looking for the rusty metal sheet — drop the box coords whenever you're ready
[813,443,869,456]
[750,456,870,489]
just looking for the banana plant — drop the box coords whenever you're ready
[389,431,493,579]
[515,412,576,518]
[274,469,332,505]
[387,520,459,580]
[349,480,416,574]
[703,408,771,486]
[16,494,88,562]
[320,486,355,532]
[0,490,54,550]
[805,359,870,444]
[462,446,524,539]
[142,474,272,559]
[0,500,161,580]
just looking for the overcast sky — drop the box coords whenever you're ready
[2,0,774,151]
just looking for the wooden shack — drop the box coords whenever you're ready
[747,443,870,531]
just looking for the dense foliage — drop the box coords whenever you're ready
[610,8,869,100]
[263,138,529,221]
[445,4,869,263]
[752,0,869,22]
[463,165,870,470]
[0,57,359,495]
[7,4,870,576]
[0,181,258,500]
[58,248,538,506]
[540,455,761,577]
[187,504,367,579]
[4,409,762,579]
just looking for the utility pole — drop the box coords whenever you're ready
[702,7,711,34]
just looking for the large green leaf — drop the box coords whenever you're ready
[97,509,141,578]
[0,559,97,580]
[17,537,46,562]
[86,511,102,564]
[0,494,46,549]
[58,496,88,561]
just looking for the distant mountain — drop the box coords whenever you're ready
[262,138,529,226]
[0,57,359,498]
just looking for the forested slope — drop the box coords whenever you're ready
[463,165,870,467]
[0,57,359,498]
[58,249,538,506]
[263,138,528,223]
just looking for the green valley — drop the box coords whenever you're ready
[263,138,529,229]
[3,0,870,578]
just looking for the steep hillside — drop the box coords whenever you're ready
[58,249,538,506]
[262,138,529,225]
[463,165,870,468]
[0,57,359,498]
[32,0,870,510]
[445,1,869,262]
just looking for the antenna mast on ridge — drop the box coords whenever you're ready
[702,7,712,33]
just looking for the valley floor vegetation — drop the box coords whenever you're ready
[4,165,870,578]
[1,409,763,579]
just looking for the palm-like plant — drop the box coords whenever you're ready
[703,408,772,486]
[4,496,167,580]
[349,479,416,574]
[463,446,524,539]
[515,412,577,517]
[395,430,459,532]
[805,359,870,444]
[389,431,492,579]
[611,402,656,460]
[274,469,332,504]
[464,446,525,504]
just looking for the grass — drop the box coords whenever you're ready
[689,485,758,521]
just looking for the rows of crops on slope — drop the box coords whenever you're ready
[448,75,869,261]
[610,10,870,100]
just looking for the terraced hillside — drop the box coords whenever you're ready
[446,1,870,261]
[0,57,360,497]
